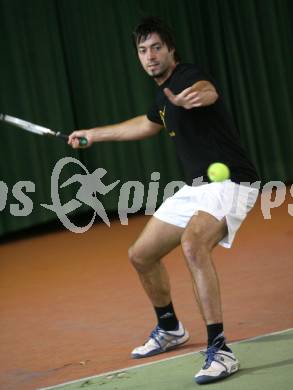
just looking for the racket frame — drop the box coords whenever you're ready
[0,113,87,145]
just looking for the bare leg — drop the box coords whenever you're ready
[128,216,183,307]
[185,212,241,384]
[181,211,227,324]
[130,217,189,358]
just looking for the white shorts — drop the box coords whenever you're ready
[154,180,259,248]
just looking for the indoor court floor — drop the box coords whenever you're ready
[0,189,292,389]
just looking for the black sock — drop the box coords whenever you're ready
[207,323,231,352]
[154,302,179,331]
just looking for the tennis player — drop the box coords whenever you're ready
[68,17,259,384]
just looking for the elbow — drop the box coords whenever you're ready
[201,88,219,106]
[211,91,219,104]
[205,90,219,106]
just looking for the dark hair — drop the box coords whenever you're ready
[132,17,180,62]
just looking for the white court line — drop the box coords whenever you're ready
[38,327,293,390]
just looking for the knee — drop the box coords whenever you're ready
[128,244,151,273]
[181,230,209,268]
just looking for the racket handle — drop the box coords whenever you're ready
[78,137,88,146]
[57,132,88,147]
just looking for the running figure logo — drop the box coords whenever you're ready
[41,157,120,233]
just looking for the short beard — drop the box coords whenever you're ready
[148,68,167,80]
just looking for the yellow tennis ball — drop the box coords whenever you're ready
[207,162,230,182]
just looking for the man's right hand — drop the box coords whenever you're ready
[68,129,95,149]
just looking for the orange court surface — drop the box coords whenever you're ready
[0,190,293,390]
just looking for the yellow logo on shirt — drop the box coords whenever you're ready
[159,106,176,137]
[159,106,166,128]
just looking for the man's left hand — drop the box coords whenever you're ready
[163,81,218,109]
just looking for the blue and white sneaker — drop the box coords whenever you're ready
[195,333,239,384]
[131,321,189,359]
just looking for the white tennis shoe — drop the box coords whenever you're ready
[131,321,189,359]
[195,333,239,384]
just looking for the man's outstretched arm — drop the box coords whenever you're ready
[68,115,162,149]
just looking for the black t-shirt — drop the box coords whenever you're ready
[147,63,259,185]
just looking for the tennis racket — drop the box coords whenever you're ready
[0,113,88,146]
